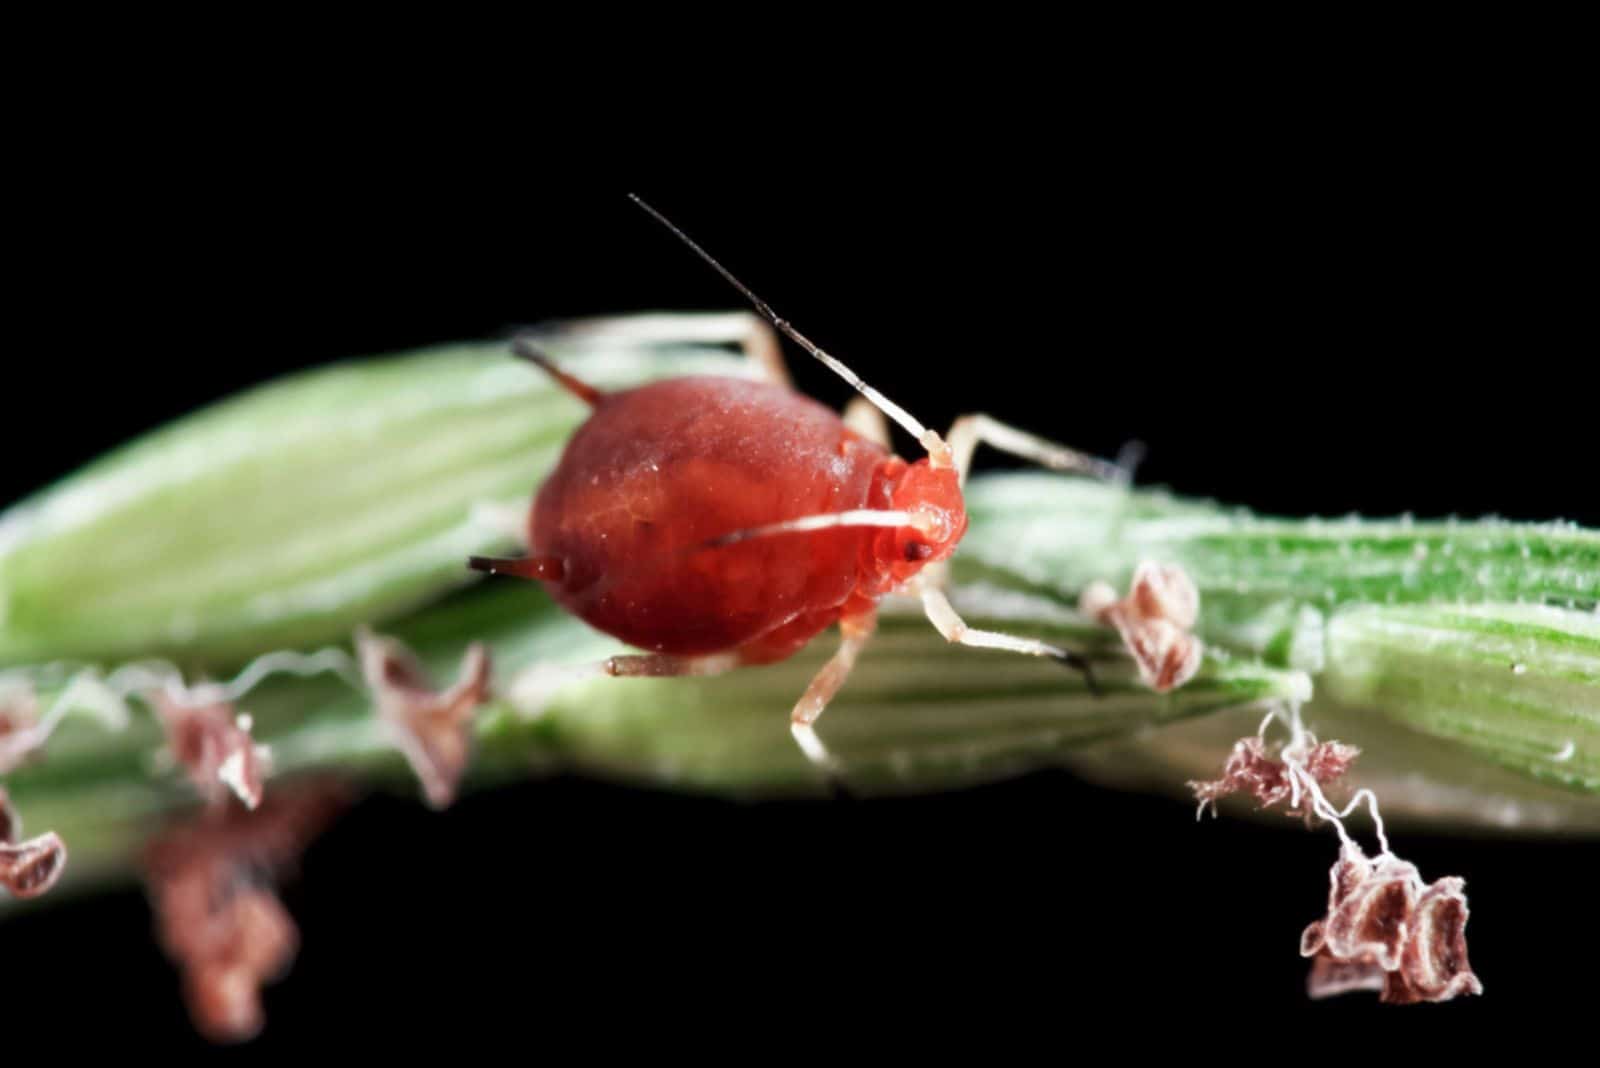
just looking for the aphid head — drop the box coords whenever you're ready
[879,460,968,583]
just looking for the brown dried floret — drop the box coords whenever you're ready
[145,782,347,1043]
[1189,736,1359,817]
[1300,842,1482,1004]
[1385,877,1483,1004]
[1301,847,1418,972]
[1,785,68,900]
[0,832,67,898]
[357,628,491,809]
[1191,736,1291,812]
[1306,955,1387,999]
[1080,562,1203,691]
[153,691,267,810]
[1300,739,1361,786]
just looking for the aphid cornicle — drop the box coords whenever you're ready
[470,197,1130,767]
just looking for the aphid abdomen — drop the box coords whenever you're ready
[531,376,890,658]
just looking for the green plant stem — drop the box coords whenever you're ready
[3,337,1598,911]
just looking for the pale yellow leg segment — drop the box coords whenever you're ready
[536,312,789,387]
[919,586,1096,682]
[790,613,876,771]
[945,413,1130,487]
[842,396,891,448]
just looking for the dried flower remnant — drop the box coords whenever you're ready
[1080,562,1202,691]
[1389,877,1483,1004]
[1299,845,1417,972]
[1194,699,1480,1005]
[1305,955,1386,999]
[0,681,42,774]
[0,832,66,898]
[1300,842,1482,1004]
[1,690,69,900]
[1189,736,1359,817]
[357,627,492,809]
[0,786,67,899]
[145,784,347,1043]
[2,669,134,775]
[154,690,269,810]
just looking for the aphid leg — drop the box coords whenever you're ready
[945,413,1132,488]
[919,585,1098,691]
[507,652,738,717]
[842,396,891,448]
[510,335,606,407]
[790,612,877,771]
[602,653,740,678]
[528,312,790,387]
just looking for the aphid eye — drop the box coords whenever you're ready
[903,541,935,562]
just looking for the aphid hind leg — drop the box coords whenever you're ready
[507,651,739,717]
[842,396,891,448]
[510,335,605,407]
[789,612,876,771]
[602,652,741,678]
[945,413,1135,488]
[526,312,790,387]
[919,585,1099,693]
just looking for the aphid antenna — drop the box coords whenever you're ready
[628,194,954,467]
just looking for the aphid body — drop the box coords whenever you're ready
[473,198,1130,766]
[533,374,961,665]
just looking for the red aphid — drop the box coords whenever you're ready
[471,198,1128,766]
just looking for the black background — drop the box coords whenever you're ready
[2,88,1593,1053]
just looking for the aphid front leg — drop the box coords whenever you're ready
[944,413,1134,488]
[918,584,1098,689]
[789,611,876,770]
